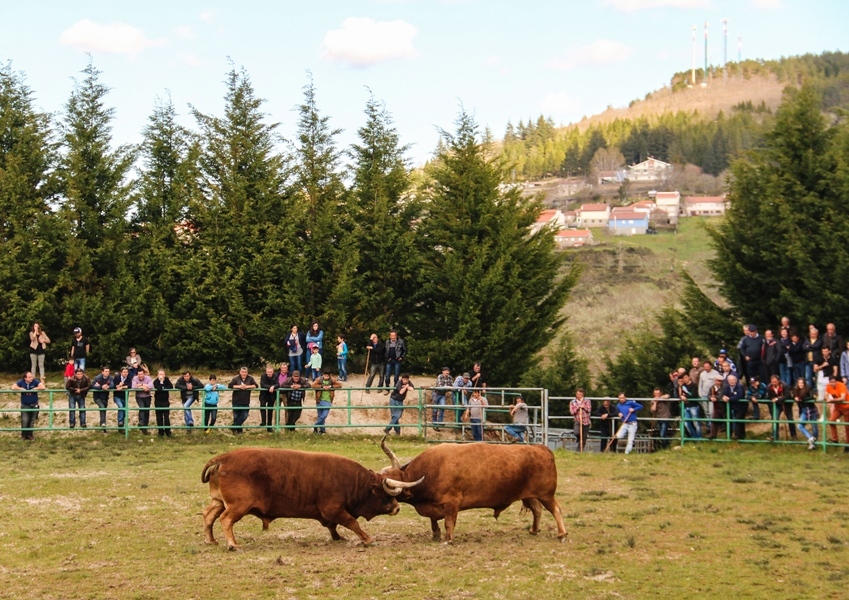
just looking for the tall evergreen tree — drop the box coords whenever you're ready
[189,65,290,366]
[411,111,579,384]
[0,63,64,367]
[344,96,419,346]
[130,95,199,364]
[56,60,136,364]
[286,76,350,332]
[708,84,849,329]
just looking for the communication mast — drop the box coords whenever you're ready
[702,21,709,87]
[738,35,742,62]
[722,18,729,74]
[690,25,697,87]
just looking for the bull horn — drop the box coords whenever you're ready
[380,435,401,470]
[382,476,425,496]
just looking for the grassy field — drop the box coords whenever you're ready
[1,433,847,599]
[563,217,719,370]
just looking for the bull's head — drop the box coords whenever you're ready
[361,472,424,520]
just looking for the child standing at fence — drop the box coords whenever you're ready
[615,392,644,454]
[336,335,348,382]
[203,375,226,433]
[307,344,323,381]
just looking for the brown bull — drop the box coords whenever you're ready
[202,447,422,549]
[380,437,567,543]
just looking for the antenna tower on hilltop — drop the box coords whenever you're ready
[722,18,729,73]
[690,25,697,87]
[738,36,742,62]
[702,21,709,87]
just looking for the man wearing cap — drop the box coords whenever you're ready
[722,374,748,440]
[453,371,473,425]
[714,350,737,374]
[432,367,453,429]
[824,374,849,451]
[739,325,765,386]
[70,327,90,371]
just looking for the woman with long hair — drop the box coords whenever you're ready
[792,377,818,450]
[28,322,50,381]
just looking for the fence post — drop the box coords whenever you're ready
[679,399,685,446]
[48,390,54,431]
[542,388,549,447]
[418,388,423,437]
[347,389,352,427]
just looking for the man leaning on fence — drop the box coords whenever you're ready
[12,372,45,440]
[66,368,91,429]
[432,366,453,430]
[650,387,672,448]
[505,395,529,443]
[825,374,849,451]
[570,389,591,452]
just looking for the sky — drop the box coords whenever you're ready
[1,0,846,165]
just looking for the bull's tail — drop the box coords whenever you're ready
[201,458,221,484]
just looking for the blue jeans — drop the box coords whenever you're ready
[289,353,303,374]
[470,418,483,441]
[799,405,819,441]
[804,363,814,389]
[657,420,670,448]
[685,406,702,439]
[384,361,401,387]
[183,395,196,426]
[203,403,217,428]
[315,400,331,433]
[779,363,793,386]
[505,424,526,442]
[232,405,249,433]
[113,396,127,426]
[69,394,86,427]
[337,358,347,381]
[74,358,86,371]
[432,393,446,424]
[386,398,404,435]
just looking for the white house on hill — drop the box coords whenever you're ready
[654,191,680,225]
[627,157,672,181]
[578,203,610,227]
[531,209,567,234]
[683,196,727,217]
[554,229,593,247]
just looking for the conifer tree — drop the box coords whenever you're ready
[0,63,64,366]
[189,65,290,366]
[344,96,419,345]
[56,60,136,363]
[286,76,350,332]
[412,111,579,384]
[708,84,849,329]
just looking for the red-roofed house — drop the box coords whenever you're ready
[683,196,727,217]
[626,157,672,181]
[554,229,594,248]
[531,209,567,234]
[577,203,610,227]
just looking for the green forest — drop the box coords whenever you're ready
[0,60,574,383]
[501,51,849,181]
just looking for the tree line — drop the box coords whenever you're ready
[0,60,577,384]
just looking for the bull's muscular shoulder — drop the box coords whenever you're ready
[408,443,556,482]
[212,448,369,480]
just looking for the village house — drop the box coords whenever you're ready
[626,157,672,181]
[608,210,650,236]
[531,209,567,234]
[683,195,727,217]
[554,229,594,248]
[577,203,610,227]
[654,191,681,225]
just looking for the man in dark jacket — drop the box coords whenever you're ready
[739,324,765,386]
[722,374,748,440]
[91,366,112,429]
[365,333,385,393]
[763,329,782,381]
[175,371,203,431]
[383,330,407,391]
[259,364,279,432]
[229,367,257,434]
[152,369,174,437]
[65,368,91,429]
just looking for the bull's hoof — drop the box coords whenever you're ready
[528,529,539,536]
[431,533,441,543]
[557,533,569,543]
[204,539,218,545]
[227,544,240,551]
[357,538,375,547]
[441,539,454,545]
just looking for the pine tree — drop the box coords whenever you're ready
[344,95,419,346]
[286,76,350,333]
[56,60,137,364]
[189,65,290,366]
[130,95,199,365]
[0,63,64,367]
[411,111,579,384]
[708,84,849,329]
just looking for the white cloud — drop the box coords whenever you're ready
[59,20,166,55]
[752,0,781,8]
[547,39,633,71]
[175,25,196,40]
[321,18,418,68]
[604,0,710,11]
[539,92,582,119]
[199,10,217,23]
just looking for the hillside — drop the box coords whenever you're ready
[572,73,784,131]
